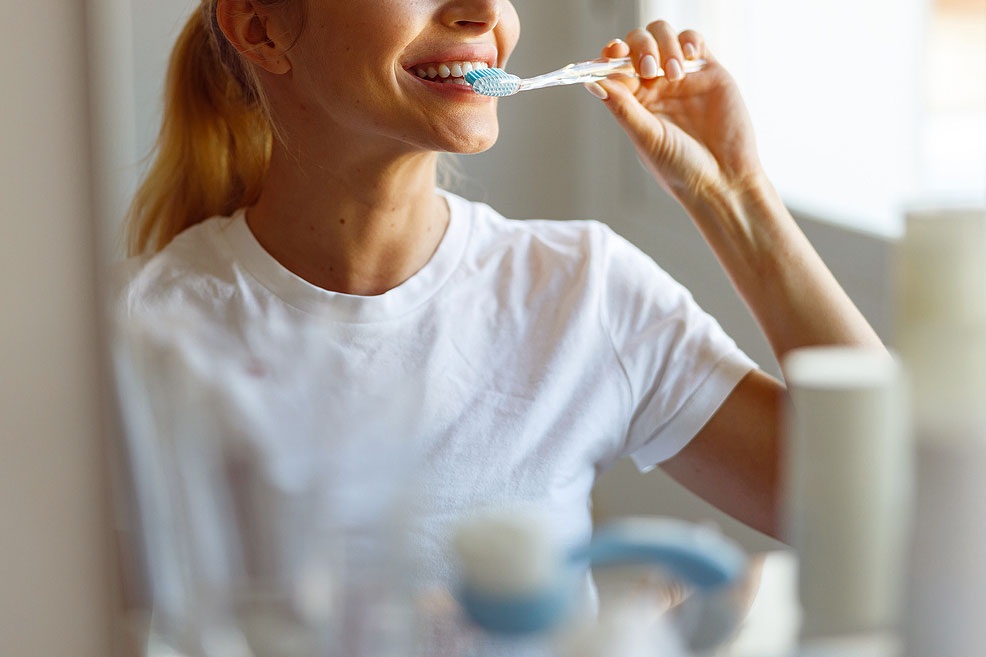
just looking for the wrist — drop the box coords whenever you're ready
[692,168,781,226]
[730,170,785,221]
[680,170,799,277]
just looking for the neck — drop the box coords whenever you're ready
[246,136,450,296]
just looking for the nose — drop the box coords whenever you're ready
[439,0,501,33]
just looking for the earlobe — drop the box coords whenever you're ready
[215,0,292,75]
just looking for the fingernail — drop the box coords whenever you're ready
[584,82,608,100]
[666,57,684,81]
[640,54,659,79]
[684,43,698,60]
[606,38,626,49]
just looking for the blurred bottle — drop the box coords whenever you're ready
[897,208,986,657]
[782,346,908,654]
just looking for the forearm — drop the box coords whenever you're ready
[681,174,883,364]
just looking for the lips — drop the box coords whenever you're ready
[401,46,498,97]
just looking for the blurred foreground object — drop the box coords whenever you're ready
[1,1,116,656]
[783,346,908,652]
[111,307,421,656]
[452,508,749,656]
[898,208,986,657]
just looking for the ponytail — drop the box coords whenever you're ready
[125,4,275,256]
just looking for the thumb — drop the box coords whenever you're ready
[587,78,667,154]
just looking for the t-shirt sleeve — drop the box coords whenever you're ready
[598,225,757,472]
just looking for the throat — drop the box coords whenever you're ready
[245,194,451,297]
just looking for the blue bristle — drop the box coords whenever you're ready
[463,67,500,85]
[464,68,521,97]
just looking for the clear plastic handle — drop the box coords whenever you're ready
[523,56,707,91]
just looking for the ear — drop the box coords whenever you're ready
[216,0,292,75]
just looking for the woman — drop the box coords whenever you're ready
[119,0,881,648]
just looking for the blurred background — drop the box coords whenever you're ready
[2,0,983,655]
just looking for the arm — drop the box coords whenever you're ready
[592,24,881,361]
[662,369,784,539]
[590,23,883,539]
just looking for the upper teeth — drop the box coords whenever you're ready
[413,61,489,80]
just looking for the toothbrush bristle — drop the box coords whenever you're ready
[464,68,521,97]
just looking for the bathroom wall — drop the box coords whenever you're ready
[88,0,195,261]
[130,0,198,172]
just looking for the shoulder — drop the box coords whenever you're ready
[109,216,237,320]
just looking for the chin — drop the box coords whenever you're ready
[439,119,500,155]
[452,133,498,155]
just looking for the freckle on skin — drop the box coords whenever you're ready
[339,218,346,224]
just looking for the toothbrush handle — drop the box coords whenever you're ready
[522,56,706,91]
[560,57,638,82]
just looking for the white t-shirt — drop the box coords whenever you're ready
[116,189,756,652]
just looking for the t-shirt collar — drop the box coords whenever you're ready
[218,189,471,323]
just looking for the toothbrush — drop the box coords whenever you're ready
[464,56,707,97]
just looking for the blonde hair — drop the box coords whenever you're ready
[125,1,289,256]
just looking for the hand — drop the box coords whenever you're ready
[588,22,765,207]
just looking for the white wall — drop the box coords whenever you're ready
[131,1,198,164]
[89,0,195,260]
[0,1,115,655]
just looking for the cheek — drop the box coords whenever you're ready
[297,7,408,75]
[293,29,402,112]
[497,3,521,65]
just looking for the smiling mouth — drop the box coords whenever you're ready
[409,60,491,86]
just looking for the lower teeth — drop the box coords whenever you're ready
[425,77,469,85]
